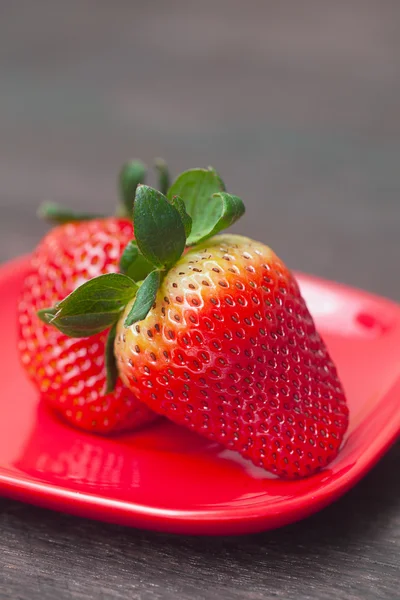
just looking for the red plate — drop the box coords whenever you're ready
[0,256,399,535]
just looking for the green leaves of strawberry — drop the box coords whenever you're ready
[37,186,191,338]
[194,191,245,243]
[38,168,246,336]
[169,195,192,239]
[38,160,247,392]
[38,273,138,338]
[38,159,149,225]
[133,186,188,268]
[167,168,244,245]
[119,240,154,282]
[120,187,191,325]
[124,270,161,326]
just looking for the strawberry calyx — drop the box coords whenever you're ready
[119,240,154,281]
[37,273,138,336]
[37,159,168,224]
[37,165,246,391]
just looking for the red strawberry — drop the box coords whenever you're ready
[114,234,349,478]
[43,168,349,477]
[17,217,156,433]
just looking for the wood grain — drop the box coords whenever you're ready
[0,1,399,598]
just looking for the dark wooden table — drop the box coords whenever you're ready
[0,2,399,598]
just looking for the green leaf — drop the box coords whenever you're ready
[187,191,245,245]
[167,167,226,244]
[119,240,154,282]
[104,322,118,394]
[154,158,170,195]
[37,202,104,225]
[133,185,186,268]
[124,270,161,326]
[118,160,146,217]
[169,195,192,239]
[209,167,226,192]
[43,273,138,338]
[119,240,139,273]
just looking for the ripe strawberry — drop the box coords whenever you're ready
[43,167,349,477]
[114,234,348,477]
[17,158,163,434]
[17,217,157,433]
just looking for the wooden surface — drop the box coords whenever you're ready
[0,1,399,598]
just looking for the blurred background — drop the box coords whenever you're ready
[0,0,399,298]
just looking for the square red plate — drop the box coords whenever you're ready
[0,257,399,535]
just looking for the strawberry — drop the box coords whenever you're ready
[115,232,349,477]
[17,160,159,434]
[42,167,349,477]
[18,217,157,433]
